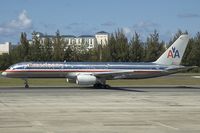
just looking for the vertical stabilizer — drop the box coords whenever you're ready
[154,34,189,65]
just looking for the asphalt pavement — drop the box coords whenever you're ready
[0,86,200,133]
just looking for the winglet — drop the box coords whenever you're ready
[154,34,189,65]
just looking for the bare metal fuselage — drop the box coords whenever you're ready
[2,62,185,80]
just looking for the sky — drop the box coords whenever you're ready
[0,0,200,43]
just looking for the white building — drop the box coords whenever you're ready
[76,35,96,49]
[32,31,109,49]
[62,35,76,45]
[95,31,109,46]
[0,42,11,55]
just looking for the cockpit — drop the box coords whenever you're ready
[8,62,28,70]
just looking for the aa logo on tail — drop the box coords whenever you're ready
[167,47,180,58]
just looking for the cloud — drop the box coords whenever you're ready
[39,22,56,32]
[101,21,116,27]
[177,13,200,18]
[0,10,32,36]
[65,22,88,30]
[122,27,134,39]
[120,21,159,40]
[133,21,159,33]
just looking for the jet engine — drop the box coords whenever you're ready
[76,75,97,85]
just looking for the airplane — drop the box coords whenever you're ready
[1,34,193,88]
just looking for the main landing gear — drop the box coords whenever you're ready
[93,83,111,89]
[93,78,111,89]
[24,79,29,88]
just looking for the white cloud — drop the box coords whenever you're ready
[0,10,32,35]
[133,21,159,33]
[122,27,133,39]
[120,21,159,40]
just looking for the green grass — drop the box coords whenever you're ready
[0,78,74,87]
[108,78,200,86]
[0,73,200,87]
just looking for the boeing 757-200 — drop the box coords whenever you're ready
[1,35,193,88]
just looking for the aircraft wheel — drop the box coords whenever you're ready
[104,84,111,89]
[25,84,29,88]
[93,83,111,89]
[93,83,102,88]
[24,79,29,88]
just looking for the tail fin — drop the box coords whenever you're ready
[154,34,189,65]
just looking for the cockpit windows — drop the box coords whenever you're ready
[8,64,26,70]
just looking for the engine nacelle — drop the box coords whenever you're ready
[76,75,97,85]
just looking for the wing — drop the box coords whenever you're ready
[94,70,135,79]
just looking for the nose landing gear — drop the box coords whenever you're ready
[24,79,29,88]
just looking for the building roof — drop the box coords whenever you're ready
[40,35,55,38]
[96,31,109,35]
[39,35,76,38]
[61,35,76,38]
[78,35,95,38]
[32,32,44,36]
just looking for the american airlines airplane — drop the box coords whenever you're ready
[1,35,192,88]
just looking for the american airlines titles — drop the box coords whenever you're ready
[167,47,180,58]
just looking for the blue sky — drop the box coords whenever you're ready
[0,0,200,43]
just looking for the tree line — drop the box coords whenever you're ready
[0,29,200,72]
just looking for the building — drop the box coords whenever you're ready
[62,35,76,45]
[95,31,109,46]
[76,35,96,49]
[31,31,109,49]
[0,42,11,55]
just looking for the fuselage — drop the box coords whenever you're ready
[1,61,184,79]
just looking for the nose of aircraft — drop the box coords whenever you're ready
[1,71,7,77]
